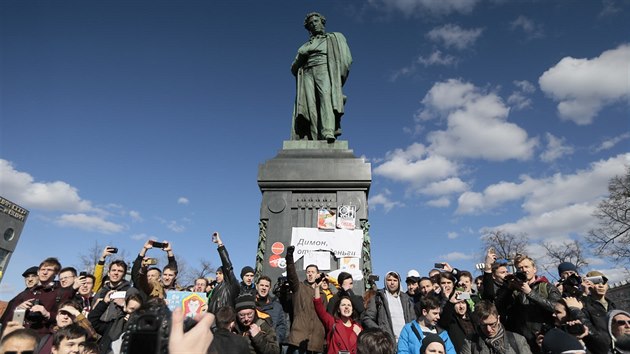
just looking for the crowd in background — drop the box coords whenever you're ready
[0,232,628,354]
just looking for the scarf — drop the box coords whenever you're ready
[484,325,506,354]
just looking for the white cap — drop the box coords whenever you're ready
[406,269,420,279]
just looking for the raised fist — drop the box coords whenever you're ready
[286,246,295,257]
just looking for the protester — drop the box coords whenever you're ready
[397,296,456,354]
[313,277,362,354]
[255,275,287,347]
[208,306,249,354]
[207,232,241,314]
[0,328,38,354]
[609,310,630,353]
[420,333,446,354]
[232,294,279,354]
[357,328,396,354]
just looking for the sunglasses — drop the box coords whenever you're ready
[615,320,630,326]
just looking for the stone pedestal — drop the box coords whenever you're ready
[256,141,372,292]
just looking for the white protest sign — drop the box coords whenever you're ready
[290,227,363,261]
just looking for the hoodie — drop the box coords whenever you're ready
[608,309,630,353]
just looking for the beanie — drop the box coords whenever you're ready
[420,333,445,354]
[542,328,584,353]
[557,262,577,277]
[216,266,223,274]
[234,294,257,312]
[240,266,255,279]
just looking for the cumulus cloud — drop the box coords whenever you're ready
[421,177,468,196]
[507,80,536,110]
[56,213,125,234]
[167,221,186,233]
[595,132,630,152]
[420,79,538,160]
[458,153,629,215]
[129,210,143,222]
[510,16,544,39]
[373,143,459,185]
[427,197,451,207]
[369,189,404,212]
[369,0,481,16]
[0,159,94,212]
[540,133,574,163]
[418,50,458,66]
[539,44,630,125]
[440,251,474,261]
[426,24,483,50]
[177,197,189,205]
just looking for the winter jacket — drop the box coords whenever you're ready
[257,295,287,345]
[583,295,616,350]
[495,276,561,347]
[608,309,630,354]
[207,244,240,314]
[438,301,476,352]
[461,330,532,354]
[314,297,362,354]
[88,300,128,354]
[209,328,250,354]
[285,250,327,352]
[396,321,456,354]
[234,316,279,354]
[361,286,414,341]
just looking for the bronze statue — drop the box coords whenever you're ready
[291,13,352,143]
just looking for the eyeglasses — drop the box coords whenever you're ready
[615,320,630,326]
[481,320,500,329]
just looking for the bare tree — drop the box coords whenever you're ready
[541,240,589,271]
[481,229,529,260]
[75,240,131,276]
[587,167,630,265]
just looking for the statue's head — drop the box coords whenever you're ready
[304,12,326,35]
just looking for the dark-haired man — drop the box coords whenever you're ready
[240,266,256,296]
[0,328,38,354]
[207,232,240,314]
[209,306,250,354]
[285,246,327,353]
[461,301,531,353]
[357,328,395,354]
[255,275,287,347]
[51,324,87,354]
[362,271,414,343]
[397,296,456,354]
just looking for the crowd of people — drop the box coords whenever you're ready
[0,233,628,354]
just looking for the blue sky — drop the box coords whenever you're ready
[1,0,629,300]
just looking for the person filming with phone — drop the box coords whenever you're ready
[131,239,180,299]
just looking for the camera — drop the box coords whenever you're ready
[273,276,290,296]
[434,263,445,269]
[514,271,527,282]
[151,241,168,249]
[121,303,174,354]
[315,272,326,284]
[562,322,586,335]
[559,273,582,297]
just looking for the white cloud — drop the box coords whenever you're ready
[599,0,622,17]
[418,50,458,66]
[510,16,544,39]
[373,143,459,185]
[447,232,459,239]
[421,177,468,196]
[369,0,480,16]
[167,221,186,233]
[56,213,125,234]
[491,202,598,240]
[595,132,630,152]
[440,251,474,261]
[369,189,404,212]
[458,153,629,215]
[507,80,536,110]
[426,24,483,50]
[130,233,149,241]
[0,159,94,212]
[177,197,189,205]
[420,79,538,160]
[427,197,451,207]
[129,210,143,222]
[540,133,574,163]
[539,44,630,125]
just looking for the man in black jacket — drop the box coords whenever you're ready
[209,306,249,354]
[207,232,240,314]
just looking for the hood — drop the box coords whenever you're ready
[609,309,630,351]
[384,271,401,293]
[532,275,551,285]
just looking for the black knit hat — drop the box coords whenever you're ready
[420,333,445,354]
[542,328,583,353]
[234,294,257,312]
[557,262,578,277]
[240,266,255,279]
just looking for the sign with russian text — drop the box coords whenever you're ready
[290,227,363,262]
